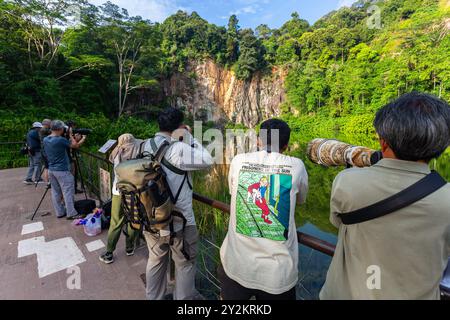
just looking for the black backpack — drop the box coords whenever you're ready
[20,142,31,156]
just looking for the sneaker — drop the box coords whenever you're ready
[35,179,46,184]
[99,252,114,264]
[23,179,33,185]
[126,248,135,256]
[57,214,67,219]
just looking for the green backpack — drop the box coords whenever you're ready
[115,138,190,233]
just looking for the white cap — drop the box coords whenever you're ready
[32,122,43,129]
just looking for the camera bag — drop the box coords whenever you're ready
[19,143,30,156]
[100,199,112,230]
[75,199,97,216]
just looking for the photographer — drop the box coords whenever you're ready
[320,93,450,300]
[142,107,213,300]
[23,122,44,185]
[43,120,86,220]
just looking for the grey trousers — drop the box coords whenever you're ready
[144,224,199,300]
[25,151,42,181]
[48,170,77,218]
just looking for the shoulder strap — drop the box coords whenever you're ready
[149,138,169,161]
[338,171,447,225]
[149,138,158,154]
[139,140,146,154]
[161,158,186,175]
[155,141,170,163]
[149,138,190,176]
[149,137,193,201]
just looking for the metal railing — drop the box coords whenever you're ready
[77,149,336,256]
[73,150,450,299]
[0,141,28,169]
[75,149,336,299]
[3,145,448,299]
[192,193,336,256]
[76,149,113,205]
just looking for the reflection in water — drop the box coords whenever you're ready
[193,131,449,299]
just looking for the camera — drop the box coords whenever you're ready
[63,124,92,138]
[307,138,383,168]
[72,128,93,135]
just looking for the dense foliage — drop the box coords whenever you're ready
[282,0,449,121]
[1,0,448,124]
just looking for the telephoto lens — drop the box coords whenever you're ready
[73,128,92,135]
[307,138,380,168]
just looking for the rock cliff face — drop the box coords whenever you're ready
[163,59,286,128]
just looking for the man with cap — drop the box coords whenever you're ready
[23,122,44,185]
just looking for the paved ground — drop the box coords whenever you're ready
[0,168,148,300]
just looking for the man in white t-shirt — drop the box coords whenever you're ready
[219,119,309,300]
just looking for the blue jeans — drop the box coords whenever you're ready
[48,170,77,218]
[25,151,42,181]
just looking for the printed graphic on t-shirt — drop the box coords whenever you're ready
[236,163,293,241]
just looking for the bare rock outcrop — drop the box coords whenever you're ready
[163,59,286,128]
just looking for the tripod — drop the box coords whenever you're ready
[73,150,88,200]
[30,159,50,219]
[30,182,51,220]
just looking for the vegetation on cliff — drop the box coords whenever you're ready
[1,0,448,129]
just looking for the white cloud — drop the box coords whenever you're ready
[230,4,260,16]
[337,0,358,8]
[89,0,180,22]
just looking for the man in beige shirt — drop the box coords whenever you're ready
[320,92,450,300]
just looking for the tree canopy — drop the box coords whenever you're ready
[0,0,448,120]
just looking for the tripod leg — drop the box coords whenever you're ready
[74,152,88,200]
[31,185,50,220]
[34,165,45,189]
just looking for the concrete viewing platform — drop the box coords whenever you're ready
[0,167,148,300]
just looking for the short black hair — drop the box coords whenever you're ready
[374,92,450,162]
[260,119,291,151]
[157,107,184,133]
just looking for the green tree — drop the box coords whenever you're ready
[226,15,240,64]
[234,29,265,80]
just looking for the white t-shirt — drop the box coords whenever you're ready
[220,150,308,295]
[112,154,121,196]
